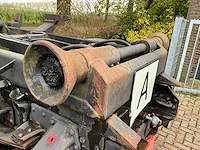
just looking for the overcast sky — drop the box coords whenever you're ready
[1,0,55,3]
[0,0,97,3]
[0,0,98,12]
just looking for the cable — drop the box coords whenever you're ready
[93,39,131,47]
[61,44,91,50]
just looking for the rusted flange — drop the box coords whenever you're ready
[23,40,87,106]
[148,32,170,50]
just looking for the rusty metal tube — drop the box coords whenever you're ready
[117,39,157,59]
[23,32,169,106]
[117,32,170,60]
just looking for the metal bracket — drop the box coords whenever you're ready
[0,80,11,89]
[9,88,25,101]
[11,121,45,144]
[33,121,80,150]
[30,103,81,149]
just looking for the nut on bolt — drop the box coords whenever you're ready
[80,137,86,143]
[145,113,162,128]
[9,119,13,123]
[69,129,75,135]
[74,145,79,150]
[28,128,32,132]
[94,145,99,150]
[42,112,46,117]
[18,133,23,138]
[50,119,55,125]
[32,107,35,112]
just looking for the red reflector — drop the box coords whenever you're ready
[47,134,57,146]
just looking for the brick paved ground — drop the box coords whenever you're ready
[154,93,200,150]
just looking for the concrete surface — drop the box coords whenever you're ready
[154,93,200,150]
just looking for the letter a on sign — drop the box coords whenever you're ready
[130,60,159,127]
[137,72,148,109]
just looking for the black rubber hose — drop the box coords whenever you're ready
[61,44,91,50]
[93,39,131,47]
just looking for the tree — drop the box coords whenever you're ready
[57,0,71,16]
[94,0,126,22]
[93,0,190,41]
[95,0,112,22]
[115,0,190,41]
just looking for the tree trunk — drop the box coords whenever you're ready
[57,0,71,16]
[105,0,110,22]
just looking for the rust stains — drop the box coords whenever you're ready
[105,114,141,149]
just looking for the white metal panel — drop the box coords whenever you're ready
[130,60,159,127]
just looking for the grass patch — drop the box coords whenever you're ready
[0,6,55,26]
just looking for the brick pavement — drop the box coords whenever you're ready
[154,93,200,150]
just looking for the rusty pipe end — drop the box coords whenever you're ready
[148,32,170,50]
[23,40,78,106]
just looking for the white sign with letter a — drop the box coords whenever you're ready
[130,60,159,127]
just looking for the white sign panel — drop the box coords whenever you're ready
[130,60,159,127]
